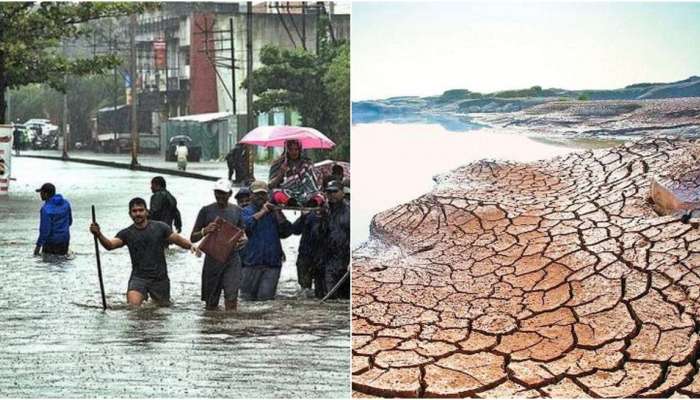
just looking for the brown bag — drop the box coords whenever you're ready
[199,217,244,264]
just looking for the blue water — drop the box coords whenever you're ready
[352,102,486,132]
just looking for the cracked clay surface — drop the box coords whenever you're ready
[353,137,700,397]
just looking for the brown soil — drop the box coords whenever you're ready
[353,137,700,398]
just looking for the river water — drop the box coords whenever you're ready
[0,158,349,398]
[351,122,592,247]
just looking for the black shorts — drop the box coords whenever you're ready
[43,242,69,255]
[128,275,171,305]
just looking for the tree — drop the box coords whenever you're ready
[243,17,350,161]
[0,2,151,123]
[7,84,60,124]
[66,75,125,145]
[322,43,349,160]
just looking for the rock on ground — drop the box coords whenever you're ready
[474,97,700,137]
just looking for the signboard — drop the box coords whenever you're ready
[0,125,12,195]
[153,40,166,69]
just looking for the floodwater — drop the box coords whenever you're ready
[351,122,591,247]
[0,158,349,398]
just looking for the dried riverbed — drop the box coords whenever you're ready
[352,98,700,397]
[353,137,700,397]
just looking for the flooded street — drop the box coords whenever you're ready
[0,158,349,398]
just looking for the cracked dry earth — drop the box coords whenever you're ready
[475,97,700,137]
[352,137,700,398]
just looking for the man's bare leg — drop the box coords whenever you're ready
[127,290,145,307]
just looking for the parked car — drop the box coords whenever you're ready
[23,119,59,137]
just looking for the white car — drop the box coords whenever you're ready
[23,119,59,136]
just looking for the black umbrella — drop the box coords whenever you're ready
[169,135,193,145]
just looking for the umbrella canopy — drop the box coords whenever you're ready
[240,125,335,149]
[169,135,192,145]
[314,160,350,181]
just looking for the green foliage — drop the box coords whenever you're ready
[0,2,154,123]
[9,74,125,145]
[243,19,350,161]
[493,85,544,98]
[66,74,125,144]
[577,93,590,101]
[322,43,349,160]
[436,89,483,103]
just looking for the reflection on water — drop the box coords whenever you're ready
[351,122,587,247]
[123,307,170,347]
[0,158,349,398]
[353,110,486,132]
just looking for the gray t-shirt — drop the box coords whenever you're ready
[192,203,245,267]
[116,220,173,279]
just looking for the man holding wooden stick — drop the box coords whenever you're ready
[89,197,199,307]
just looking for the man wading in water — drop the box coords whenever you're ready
[149,176,182,234]
[89,197,199,307]
[35,183,73,256]
[190,179,248,311]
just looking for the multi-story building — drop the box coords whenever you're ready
[120,2,348,159]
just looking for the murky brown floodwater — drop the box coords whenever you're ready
[0,158,349,398]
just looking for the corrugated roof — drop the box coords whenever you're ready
[169,112,232,123]
[97,105,128,112]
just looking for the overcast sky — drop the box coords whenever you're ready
[352,2,700,100]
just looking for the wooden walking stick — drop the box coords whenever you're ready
[321,269,350,303]
[92,205,108,310]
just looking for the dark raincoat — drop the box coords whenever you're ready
[150,189,182,232]
[316,199,350,299]
[37,194,72,246]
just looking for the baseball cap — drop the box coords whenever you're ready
[35,182,56,194]
[250,180,269,194]
[213,178,232,193]
[234,187,251,199]
[324,180,342,192]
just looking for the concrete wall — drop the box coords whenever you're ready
[189,14,220,114]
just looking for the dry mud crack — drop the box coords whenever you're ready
[352,137,700,398]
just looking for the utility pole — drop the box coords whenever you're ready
[110,21,118,144]
[61,40,69,160]
[62,75,69,159]
[129,14,139,168]
[302,2,307,49]
[246,2,254,179]
[6,89,10,124]
[229,18,237,119]
[229,17,240,160]
[316,2,321,54]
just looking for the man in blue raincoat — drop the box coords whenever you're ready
[240,180,293,301]
[34,182,72,256]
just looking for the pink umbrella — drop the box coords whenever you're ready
[314,160,350,181]
[240,125,335,149]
